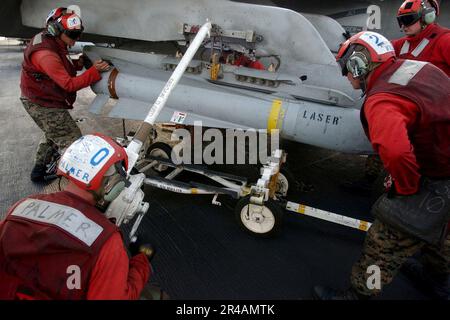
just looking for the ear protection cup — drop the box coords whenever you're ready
[422,7,436,24]
[103,180,126,202]
[103,174,126,202]
[346,51,370,78]
[421,0,437,25]
[102,162,129,202]
[47,21,61,37]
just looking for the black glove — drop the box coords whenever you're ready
[82,53,93,69]
[343,30,351,40]
[129,238,155,261]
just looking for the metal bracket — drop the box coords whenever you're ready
[212,194,221,206]
[250,148,286,202]
[181,23,258,43]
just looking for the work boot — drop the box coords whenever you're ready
[340,175,376,196]
[312,286,369,300]
[401,259,450,300]
[140,283,170,300]
[30,164,47,182]
[30,163,58,183]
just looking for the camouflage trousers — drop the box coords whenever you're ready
[351,219,450,297]
[21,97,82,166]
[365,154,384,181]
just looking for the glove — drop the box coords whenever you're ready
[343,31,351,40]
[129,238,155,261]
[82,54,93,69]
[384,174,396,198]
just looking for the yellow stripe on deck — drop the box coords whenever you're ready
[297,204,306,214]
[358,221,370,231]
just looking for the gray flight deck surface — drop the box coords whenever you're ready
[0,45,425,299]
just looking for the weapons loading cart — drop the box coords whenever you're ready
[127,128,372,237]
[94,21,372,240]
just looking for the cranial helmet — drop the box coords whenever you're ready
[336,31,395,78]
[57,134,129,203]
[46,8,84,40]
[46,7,67,25]
[397,0,440,28]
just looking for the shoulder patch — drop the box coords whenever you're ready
[400,41,410,55]
[388,60,427,86]
[411,39,430,57]
[32,33,43,46]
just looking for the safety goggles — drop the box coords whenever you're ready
[397,13,421,28]
[338,58,348,76]
[337,44,355,76]
[64,26,84,40]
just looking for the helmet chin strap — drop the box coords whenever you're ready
[361,76,368,93]
[358,75,368,96]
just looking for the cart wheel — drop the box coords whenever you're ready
[146,142,173,175]
[275,167,297,198]
[235,196,284,237]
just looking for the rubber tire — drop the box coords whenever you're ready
[145,142,174,176]
[276,167,297,199]
[235,195,284,238]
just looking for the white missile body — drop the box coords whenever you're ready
[87,46,372,154]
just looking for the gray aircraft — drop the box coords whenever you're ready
[2,0,448,237]
[2,0,449,154]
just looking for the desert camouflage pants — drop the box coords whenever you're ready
[21,97,81,165]
[350,219,450,296]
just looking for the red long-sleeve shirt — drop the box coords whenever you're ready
[87,232,151,300]
[363,60,422,195]
[30,49,101,92]
[364,93,421,195]
[233,55,266,70]
[391,23,450,77]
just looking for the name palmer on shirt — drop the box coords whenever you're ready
[11,198,103,246]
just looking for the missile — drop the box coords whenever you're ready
[86,47,372,155]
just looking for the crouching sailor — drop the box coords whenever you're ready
[0,134,153,299]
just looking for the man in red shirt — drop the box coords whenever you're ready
[0,134,153,299]
[232,52,265,70]
[314,31,450,300]
[342,0,449,195]
[20,7,110,182]
[393,0,450,76]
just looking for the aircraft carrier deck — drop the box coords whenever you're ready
[0,43,426,300]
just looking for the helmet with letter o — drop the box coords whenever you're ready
[397,0,439,28]
[336,31,395,78]
[57,134,129,203]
